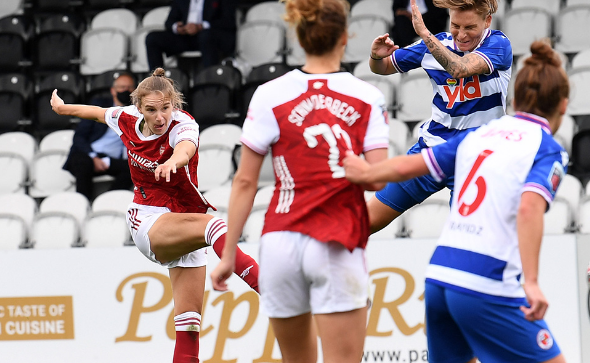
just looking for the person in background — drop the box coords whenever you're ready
[344,39,568,363]
[63,73,136,200]
[145,0,237,71]
[51,68,259,363]
[367,0,512,237]
[392,0,449,47]
[210,0,389,362]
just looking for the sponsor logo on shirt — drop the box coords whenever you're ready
[536,329,553,350]
[128,151,159,172]
[442,75,483,109]
[548,161,564,195]
[112,108,123,119]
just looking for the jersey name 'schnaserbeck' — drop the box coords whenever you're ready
[105,106,211,213]
[242,70,389,251]
[421,112,568,303]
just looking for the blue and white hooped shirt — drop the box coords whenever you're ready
[391,29,513,147]
[420,112,568,303]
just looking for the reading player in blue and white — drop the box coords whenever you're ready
[344,40,568,363]
[367,0,513,235]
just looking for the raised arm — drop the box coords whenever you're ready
[369,34,400,75]
[517,191,549,321]
[210,145,264,291]
[409,0,490,79]
[50,89,108,124]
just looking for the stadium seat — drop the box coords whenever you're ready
[200,123,242,149]
[39,129,74,153]
[579,196,590,234]
[33,71,84,138]
[396,71,432,122]
[0,0,22,19]
[245,1,286,23]
[344,15,390,63]
[0,31,27,72]
[90,8,138,36]
[350,0,394,27]
[556,174,584,225]
[31,191,89,248]
[141,6,170,27]
[0,72,32,132]
[33,13,85,71]
[570,129,590,186]
[0,132,36,194]
[28,149,75,198]
[130,25,163,73]
[403,199,450,238]
[83,189,134,248]
[571,48,590,69]
[565,67,590,116]
[203,184,232,219]
[187,64,242,129]
[555,5,590,54]
[388,117,410,157]
[502,8,553,56]
[544,197,575,234]
[196,144,235,192]
[235,20,285,72]
[164,68,189,94]
[554,114,577,155]
[285,26,305,67]
[510,0,562,15]
[241,62,293,118]
[79,28,129,76]
[0,193,37,249]
[86,70,137,103]
[357,74,396,114]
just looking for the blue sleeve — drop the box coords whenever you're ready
[523,133,569,205]
[390,35,435,73]
[422,131,472,182]
[473,30,513,74]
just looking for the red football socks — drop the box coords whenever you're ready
[205,218,260,293]
[173,312,201,363]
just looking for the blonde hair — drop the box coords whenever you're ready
[514,40,569,118]
[433,0,498,17]
[131,68,185,110]
[282,0,349,56]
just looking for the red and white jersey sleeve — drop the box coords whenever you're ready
[104,106,210,213]
[242,70,388,251]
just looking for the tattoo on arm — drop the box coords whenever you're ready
[423,32,490,78]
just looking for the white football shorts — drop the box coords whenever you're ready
[126,203,207,268]
[259,231,369,318]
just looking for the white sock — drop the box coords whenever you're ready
[204,217,227,246]
[174,311,201,332]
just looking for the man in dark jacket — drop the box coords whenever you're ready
[63,73,136,200]
[145,0,237,70]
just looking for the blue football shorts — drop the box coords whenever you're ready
[425,281,562,363]
[375,139,454,213]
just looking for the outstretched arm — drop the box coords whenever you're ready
[343,151,429,184]
[154,140,197,182]
[518,191,549,321]
[210,145,264,291]
[409,0,490,79]
[50,89,108,124]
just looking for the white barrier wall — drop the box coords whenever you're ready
[0,235,588,363]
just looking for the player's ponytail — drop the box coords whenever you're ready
[282,0,349,56]
[513,40,569,119]
[131,68,185,110]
